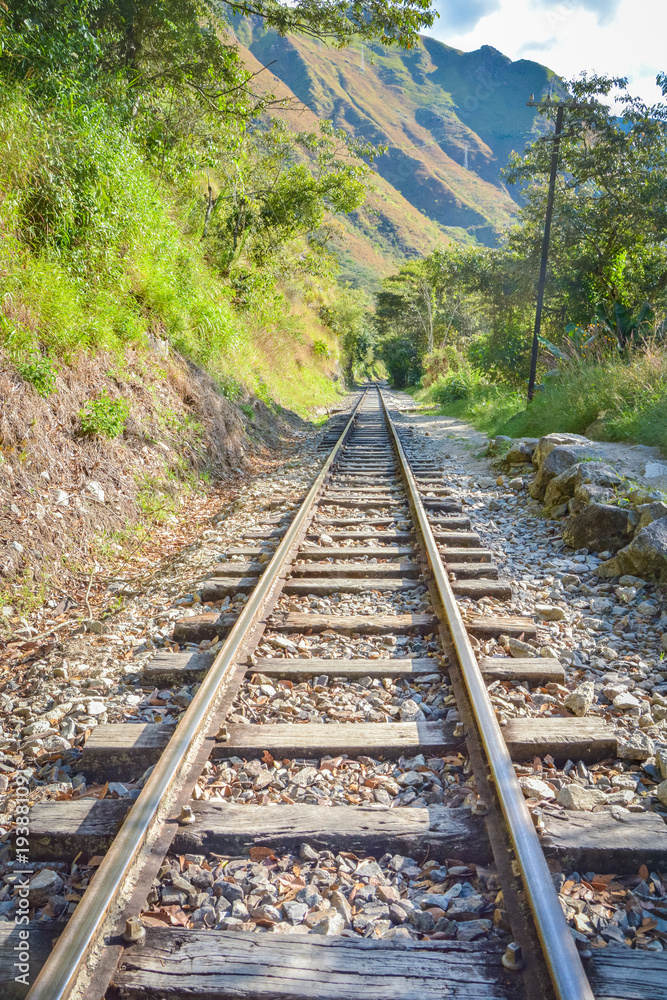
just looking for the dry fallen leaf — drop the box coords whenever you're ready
[79,782,109,800]
[249,847,276,861]
[142,906,189,927]
[591,874,617,891]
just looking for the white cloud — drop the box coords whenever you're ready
[427,0,667,105]
[435,0,502,33]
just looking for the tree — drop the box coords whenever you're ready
[2,0,435,99]
[374,269,429,385]
[219,0,434,47]
[319,286,374,382]
[1,0,433,269]
[505,74,667,346]
[202,120,375,278]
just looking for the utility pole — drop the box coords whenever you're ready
[525,96,594,401]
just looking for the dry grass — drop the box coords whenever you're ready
[0,344,302,611]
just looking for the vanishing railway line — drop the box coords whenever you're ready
[6,386,666,1000]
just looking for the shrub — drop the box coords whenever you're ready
[254,376,273,407]
[468,325,532,388]
[431,367,489,405]
[79,392,129,438]
[16,354,57,396]
[381,334,422,388]
[496,347,667,450]
[421,344,463,387]
[312,338,329,358]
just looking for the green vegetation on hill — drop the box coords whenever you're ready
[1,0,436,413]
[1,0,441,599]
[0,87,346,413]
[414,348,667,452]
[226,34,453,296]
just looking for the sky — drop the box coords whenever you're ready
[425,0,666,105]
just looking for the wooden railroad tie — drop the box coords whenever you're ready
[78,717,617,783]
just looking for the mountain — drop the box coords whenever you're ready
[231,20,561,288]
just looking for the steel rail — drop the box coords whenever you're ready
[379,386,595,1000]
[26,390,368,1000]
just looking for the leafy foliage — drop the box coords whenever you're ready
[223,0,434,47]
[430,366,489,405]
[0,0,433,417]
[312,339,329,358]
[202,120,374,282]
[15,354,57,396]
[318,287,374,381]
[377,74,667,404]
[79,392,129,438]
[505,74,667,343]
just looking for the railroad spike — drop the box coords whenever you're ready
[122,916,146,945]
[502,941,525,971]
[531,807,546,833]
[178,804,196,825]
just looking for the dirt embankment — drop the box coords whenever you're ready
[0,346,311,620]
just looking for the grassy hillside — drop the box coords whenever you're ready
[0,84,349,607]
[415,350,667,453]
[0,88,343,412]
[235,21,558,253]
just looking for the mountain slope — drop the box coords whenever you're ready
[232,35,455,290]
[232,21,560,287]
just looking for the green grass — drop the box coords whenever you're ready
[0,571,48,622]
[416,348,667,453]
[0,88,344,417]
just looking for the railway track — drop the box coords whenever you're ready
[3,386,666,1000]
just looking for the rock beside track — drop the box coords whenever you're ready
[562,503,634,553]
[529,444,602,501]
[496,429,667,583]
[606,518,667,583]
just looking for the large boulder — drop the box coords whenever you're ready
[637,501,667,529]
[529,445,601,501]
[573,483,615,506]
[562,503,634,553]
[532,433,591,469]
[543,461,622,508]
[614,517,667,582]
[643,461,667,488]
[506,439,539,464]
[557,461,622,495]
[567,487,615,519]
